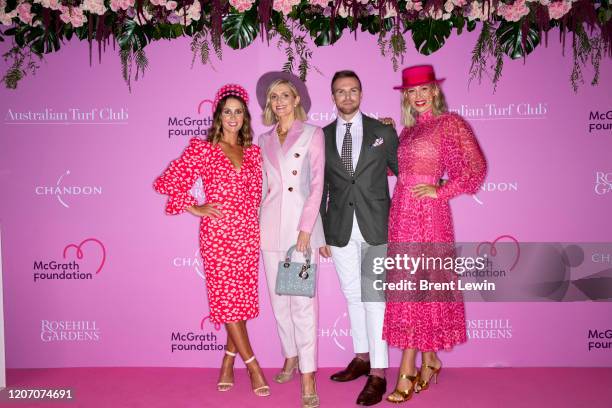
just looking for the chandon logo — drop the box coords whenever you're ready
[319,312,352,351]
[172,248,205,281]
[472,181,518,205]
[35,170,102,208]
[308,105,381,124]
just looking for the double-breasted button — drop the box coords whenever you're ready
[351,180,355,184]
[349,202,353,206]
[288,187,294,192]
[292,170,298,175]
[294,153,300,158]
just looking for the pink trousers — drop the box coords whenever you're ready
[262,250,319,373]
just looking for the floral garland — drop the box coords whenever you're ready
[0,0,610,90]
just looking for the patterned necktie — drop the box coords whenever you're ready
[341,122,353,176]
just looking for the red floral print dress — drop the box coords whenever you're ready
[382,110,487,351]
[154,137,263,324]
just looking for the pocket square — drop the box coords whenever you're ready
[370,137,384,148]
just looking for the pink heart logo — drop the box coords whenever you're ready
[477,235,520,272]
[200,315,221,332]
[62,238,106,274]
[197,99,214,115]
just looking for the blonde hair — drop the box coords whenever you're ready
[401,83,448,127]
[262,79,308,126]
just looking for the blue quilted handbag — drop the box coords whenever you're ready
[275,245,317,298]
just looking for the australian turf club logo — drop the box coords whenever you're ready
[33,238,106,282]
[35,170,102,208]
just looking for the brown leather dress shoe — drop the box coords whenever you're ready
[330,358,371,382]
[356,375,387,406]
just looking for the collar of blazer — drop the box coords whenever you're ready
[262,119,306,174]
[324,114,379,178]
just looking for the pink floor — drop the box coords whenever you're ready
[1,367,611,408]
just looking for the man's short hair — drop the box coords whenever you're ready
[331,70,362,93]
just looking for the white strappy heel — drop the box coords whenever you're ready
[244,355,271,397]
[216,350,236,392]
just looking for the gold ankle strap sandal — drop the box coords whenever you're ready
[386,373,419,404]
[416,363,441,393]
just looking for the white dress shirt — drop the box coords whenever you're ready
[336,111,363,171]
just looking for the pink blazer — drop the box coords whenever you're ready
[258,120,326,253]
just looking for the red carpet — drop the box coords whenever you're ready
[1,367,611,407]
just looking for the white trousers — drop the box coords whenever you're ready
[330,215,389,369]
[262,250,318,373]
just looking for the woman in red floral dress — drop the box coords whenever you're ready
[382,66,487,403]
[154,84,270,397]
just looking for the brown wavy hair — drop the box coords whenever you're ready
[207,95,254,147]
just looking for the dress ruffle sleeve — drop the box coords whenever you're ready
[436,114,487,201]
[153,137,208,214]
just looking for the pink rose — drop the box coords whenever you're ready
[17,2,34,24]
[548,0,571,19]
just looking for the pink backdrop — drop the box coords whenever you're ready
[1,30,611,369]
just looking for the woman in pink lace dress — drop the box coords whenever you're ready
[382,66,487,403]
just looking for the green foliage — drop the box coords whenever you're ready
[0,0,609,90]
[305,14,346,46]
[469,22,504,92]
[1,43,42,89]
[410,19,452,55]
[496,21,540,59]
[27,27,62,54]
[118,20,151,52]
[222,7,259,49]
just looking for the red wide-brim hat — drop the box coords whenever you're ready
[393,65,445,89]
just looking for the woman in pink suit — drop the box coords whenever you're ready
[382,66,487,403]
[258,76,325,408]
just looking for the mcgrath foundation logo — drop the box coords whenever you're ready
[595,172,611,195]
[472,181,519,205]
[169,315,225,353]
[587,329,612,351]
[319,312,352,351]
[449,102,548,120]
[588,110,612,133]
[33,238,106,282]
[166,99,214,138]
[41,320,101,342]
[35,170,102,208]
[466,319,513,340]
[172,248,205,280]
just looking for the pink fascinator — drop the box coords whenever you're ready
[212,84,250,111]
